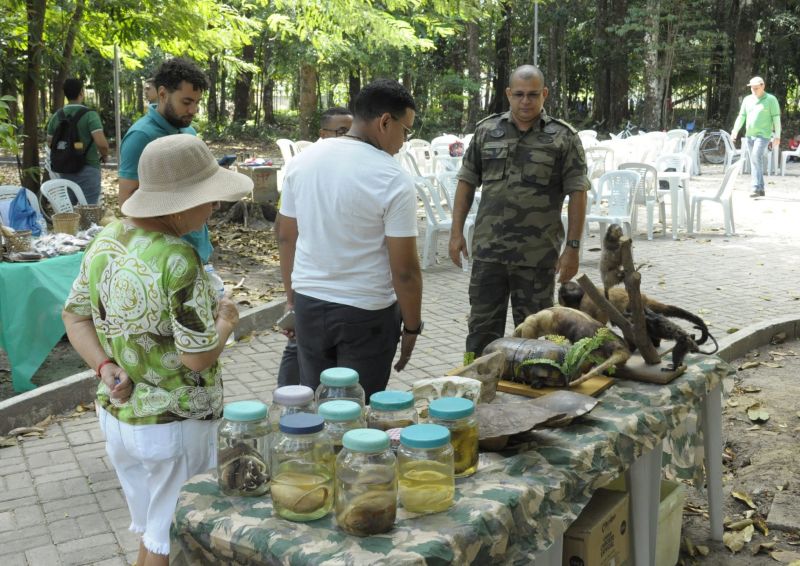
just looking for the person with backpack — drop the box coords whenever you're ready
[46,78,110,204]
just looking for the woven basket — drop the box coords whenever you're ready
[75,204,105,229]
[52,212,81,235]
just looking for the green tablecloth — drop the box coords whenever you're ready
[171,355,732,565]
[0,253,83,392]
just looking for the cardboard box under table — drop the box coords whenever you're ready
[170,354,728,565]
[563,488,630,566]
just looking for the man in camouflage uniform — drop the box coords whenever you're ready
[449,65,589,357]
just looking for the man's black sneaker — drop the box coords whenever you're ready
[750,191,765,198]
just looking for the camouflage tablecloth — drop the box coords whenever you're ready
[171,354,732,565]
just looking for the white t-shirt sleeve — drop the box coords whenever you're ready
[384,171,419,238]
[279,168,296,218]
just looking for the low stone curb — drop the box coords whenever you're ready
[0,297,287,435]
[1,305,797,436]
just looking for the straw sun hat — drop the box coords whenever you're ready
[121,134,253,218]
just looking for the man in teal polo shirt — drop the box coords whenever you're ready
[731,76,781,198]
[119,57,213,262]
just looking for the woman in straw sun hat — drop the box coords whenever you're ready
[62,134,252,565]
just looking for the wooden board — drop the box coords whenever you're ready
[497,375,615,399]
[615,353,685,384]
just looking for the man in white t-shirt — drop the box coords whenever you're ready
[277,79,422,399]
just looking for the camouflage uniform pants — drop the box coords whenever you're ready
[466,259,556,356]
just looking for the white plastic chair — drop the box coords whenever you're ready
[414,176,473,269]
[619,162,665,240]
[430,135,462,175]
[718,131,742,172]
[780,146,800,176]
[584,170,639,237]
[665,129,689,153]
[294,140,313,153]
[39,179,87,215]
[276,139,299,164]
[682,131,704,176]
[584,146,615,193]
[688,159,742,236]
[436,171,478,220]
[578,130,598,149]
[0,185,43,227]
[406,139,434,177]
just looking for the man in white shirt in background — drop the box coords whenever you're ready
[277,79,422,399]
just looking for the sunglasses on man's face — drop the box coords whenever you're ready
[321,127,350,137]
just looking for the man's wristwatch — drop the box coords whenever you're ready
[566,239,581,249]
[402,321,424,335]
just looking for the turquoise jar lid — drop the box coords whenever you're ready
[370,390,413,411]
[429,397,475,420]
[223,400,267,422]
[342,429,390,452]
[320,367,359,387]
[279,412,324,434]
[273,385,314,406]
[400,423,450,449]
[318,400,362,422]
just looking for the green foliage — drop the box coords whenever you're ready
[517,328,617,381]
[0,95,21,156]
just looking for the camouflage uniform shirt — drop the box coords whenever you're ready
[457,110,589,267]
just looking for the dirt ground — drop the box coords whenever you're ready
[677,337,800,564]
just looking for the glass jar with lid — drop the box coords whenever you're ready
[316,367,366,408]
[270,413,334,521]
[269,385,315,434]
[397,423,455,514]
[367,390,417,431]
[217,400,270,496]
[335,429,397,536]
[428,397,479,478]
[318,400,366,454]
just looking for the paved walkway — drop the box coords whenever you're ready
[1,165,800,565]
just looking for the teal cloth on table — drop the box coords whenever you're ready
[0,253,83,392]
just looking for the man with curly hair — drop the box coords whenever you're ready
[119,57,214,262]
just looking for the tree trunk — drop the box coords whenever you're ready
[348,70,360,111]
[298,63,317,140]
[233,43,255,123]
[51,0,85,114]
[593,0,629,129]
[207,56,219,123]
[22,0,46,192]
[641,0,662,130]
[726,0,759,127]
[465,21,480,131]
[489,2,512,114]
[220,61,228,122]
[260,36,275,123]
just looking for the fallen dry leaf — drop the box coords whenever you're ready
[751,541,777,555]
[771,332,787,344]
[742,385,762,393]
[746,402,770,423]
[7,426,44,436]
[761,362,783,368]
[754,517,769,536]
[727,516,755,528]
[771,550,800,563]
[740,361,760,370]
[723,524,754,552]
[0,436,18,448]
[731,491,758,509]
[696,545,709,556]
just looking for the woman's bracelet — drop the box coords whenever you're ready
[96,359,115,378]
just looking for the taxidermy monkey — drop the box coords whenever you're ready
[599,224,625,297]
[513,306,631,380]
[558,281,715,347]
[641,309,702,371]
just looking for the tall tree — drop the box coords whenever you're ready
[489,1,512,114]
[233,43,256,123]
[21,0,46,192]
[298,63,317,139]
[51,0,85,113]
